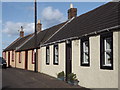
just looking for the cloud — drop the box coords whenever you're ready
[41,6,66,29]
[2,21,34,37]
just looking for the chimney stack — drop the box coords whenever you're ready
[20,26,24,37]
[37,20,42,32]
[68,3,77,19]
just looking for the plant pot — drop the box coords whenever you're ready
[67,81,74,85]
[74,80,79,85]
[58,77,64,81]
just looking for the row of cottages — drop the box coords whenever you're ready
[3,2,120,88]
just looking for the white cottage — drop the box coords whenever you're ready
[40,2,120,88]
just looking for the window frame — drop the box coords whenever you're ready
[53,44,59,65]
[32,50,35,64]
[80,37,90,66]
[19,52,22,63]
[46,46,50,65]
[12,51,14,62]
[100,32,113,70]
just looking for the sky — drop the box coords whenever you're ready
[0,1,109,57]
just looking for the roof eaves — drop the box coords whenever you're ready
[41,25,120,47]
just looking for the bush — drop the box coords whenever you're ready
[57,71,65,78]
[68,73,76,83]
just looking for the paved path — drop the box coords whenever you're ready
[2,68,88,89]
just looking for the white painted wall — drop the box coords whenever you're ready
[118,31,120,90]
[72,32,118,88]
[28,50,34,71]
[40,43,66,78]
[38,49,41,72]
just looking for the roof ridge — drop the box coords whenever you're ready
[43,17,75,45]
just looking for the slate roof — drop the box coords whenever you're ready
[45,2,119,44]
[16,22,66,51]
[3,34,33,51]
[4,2,120,52]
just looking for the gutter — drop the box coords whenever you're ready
[40,25,120,47]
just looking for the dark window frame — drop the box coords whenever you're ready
[100,32,113,70]
[80,37,90,66]
[12,50,14,62]
[32,50,35,64]
[53,44,59,65]
[19,52,21,63]
[46,46,50,65]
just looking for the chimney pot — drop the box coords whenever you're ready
[37,20,42,32]
[70,3,73,8]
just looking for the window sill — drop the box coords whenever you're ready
[100,66,113,70]
[46,63,50,65]
[81,63,90,66]
[53,63,58,65]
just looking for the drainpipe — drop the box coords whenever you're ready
[34,0,38,72]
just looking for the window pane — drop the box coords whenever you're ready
[46,47,50,64]
[104,37,112,66]
[106,38,111,49]
[54,45,58,64]
[82,41,89,63]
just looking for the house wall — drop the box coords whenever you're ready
[16,51,25,69]
[28,50,34,71]
[72,31,118,88]
[10,50,15,67]
[38,49,41,72]
[40,43,66,78]
[6,51,8,67]
[118,31,120,90]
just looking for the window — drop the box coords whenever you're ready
[12,51,14,62]
[81,37,90,66]
[46,46,50,65]
[53,45,59,65]
[19,52,22,63]
[100,32,113,70]
[32,50,35,64]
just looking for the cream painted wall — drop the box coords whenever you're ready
[38,49,41,72]
[16,51,25,69]
[28,50,34,71]
[72,32,118,88]
[10,51,15,67]
[40,43,66,78]
[6,51,8,67]
[118,31,120,90]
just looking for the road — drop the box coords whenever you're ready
[2,68,88,89]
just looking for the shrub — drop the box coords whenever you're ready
[67,73,77,83]
[57,71,65,78]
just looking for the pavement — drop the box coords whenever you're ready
[2,68,89,89]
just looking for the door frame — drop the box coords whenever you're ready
[65,40,72,81]
[25,50,28,70]
[8,51,10,67]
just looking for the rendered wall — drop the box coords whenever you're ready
[28,50,34,71]
[6,51,8,67]
[16,51,25,69]
[72,32,118,88]
[10,51,15,67]
[118,31,120,90]
[40,43,66,78]
[38,49,41,72]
